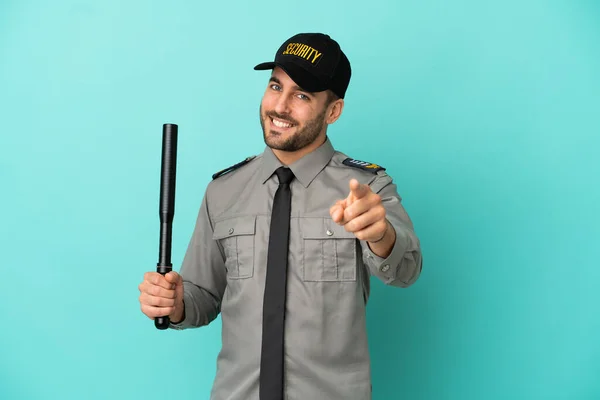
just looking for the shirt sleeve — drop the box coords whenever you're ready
[360,172,423,288]
[170,188,227,330]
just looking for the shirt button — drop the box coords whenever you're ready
[326,230,333,236]
[381,264,390,272]
[228,228,234,234]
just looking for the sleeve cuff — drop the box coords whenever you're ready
[363,224,410,284]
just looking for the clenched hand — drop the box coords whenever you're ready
[138,271,184,324]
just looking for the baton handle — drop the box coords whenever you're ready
[156,123,178,330]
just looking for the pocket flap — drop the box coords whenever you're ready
[301,217,356,240]
[212,215,256,240]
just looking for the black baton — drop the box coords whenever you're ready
[156,123,178,330]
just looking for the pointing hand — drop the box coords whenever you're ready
[329,179,390,243]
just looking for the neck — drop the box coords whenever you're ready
[272,134,327,166]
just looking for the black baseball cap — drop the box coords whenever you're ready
[254,33,351,99]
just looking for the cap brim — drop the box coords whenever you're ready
[253,62,276,71]
[253,61,327,93]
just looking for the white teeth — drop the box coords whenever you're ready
[272,118,293,128]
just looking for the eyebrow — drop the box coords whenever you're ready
[269,76,310,94]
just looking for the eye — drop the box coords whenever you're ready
[270,84,282,91]
[296,93,310,101]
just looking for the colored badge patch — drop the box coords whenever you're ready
[342,158,385,173]
[212,156,256,180]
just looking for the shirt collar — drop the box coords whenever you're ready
[260,136,335,188]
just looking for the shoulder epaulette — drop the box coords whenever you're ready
[212,156,256,180]
[342,157,385,174]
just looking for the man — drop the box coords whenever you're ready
[138,32,422,400]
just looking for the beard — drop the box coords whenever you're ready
[260,105,327,152]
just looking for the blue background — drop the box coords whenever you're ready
[1,0,599,399]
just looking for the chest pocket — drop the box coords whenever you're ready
[301,217,357,282]
[213,215,256,279]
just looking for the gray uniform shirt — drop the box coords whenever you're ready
[170,137,422,400]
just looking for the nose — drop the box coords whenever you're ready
[274,94,291,116]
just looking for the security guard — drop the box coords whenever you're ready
[138,33,423,400]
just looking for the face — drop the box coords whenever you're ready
[259,67,338,152]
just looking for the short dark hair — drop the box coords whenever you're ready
[325,90,340,106]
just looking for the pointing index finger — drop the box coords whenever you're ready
[349,179,370,200]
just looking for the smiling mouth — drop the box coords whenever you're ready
[270,117,296,129]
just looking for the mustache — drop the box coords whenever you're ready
[265,111,299,126]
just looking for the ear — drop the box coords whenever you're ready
[326,98,345,124]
